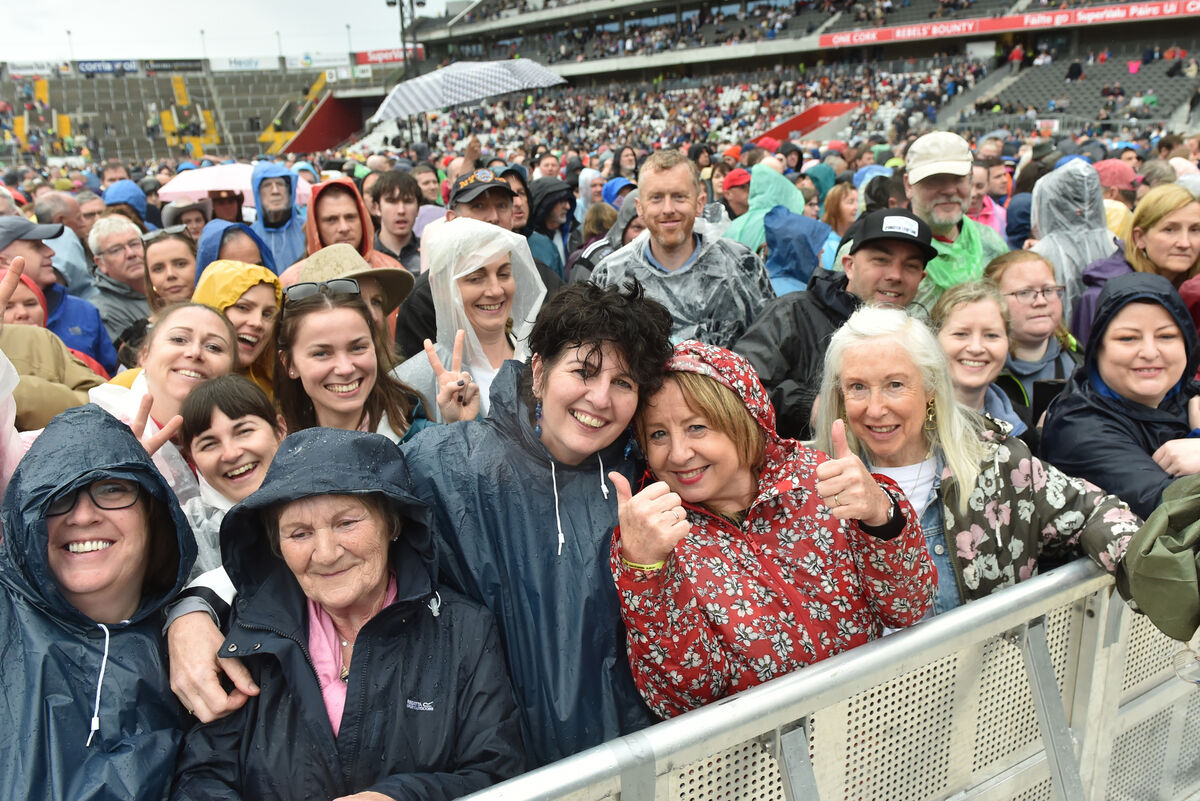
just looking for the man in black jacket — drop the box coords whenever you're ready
[734,208,937,440]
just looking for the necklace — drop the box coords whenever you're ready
[339,635,352,682]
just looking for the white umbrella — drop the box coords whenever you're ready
[158,163,313,209]
[369,59,566,124]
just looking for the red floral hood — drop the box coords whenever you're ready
[666,340,779,441]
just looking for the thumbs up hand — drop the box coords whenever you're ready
[814,419,893,527]
[609,472,690,567]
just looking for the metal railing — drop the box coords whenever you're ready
[460,559,1200,801]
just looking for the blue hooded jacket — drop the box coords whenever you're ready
[402,360,654,767]
[250,162,308,270]
[0,405,196,801]
[762,206,831,296]
[102,179,156,229]
[194,219,278,283]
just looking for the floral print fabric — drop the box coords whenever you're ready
[611,341,936,719]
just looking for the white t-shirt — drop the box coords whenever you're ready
[873,456,938,519]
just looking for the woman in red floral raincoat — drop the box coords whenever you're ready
[608,340,935,719]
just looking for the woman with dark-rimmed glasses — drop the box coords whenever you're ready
[274,277,420,443]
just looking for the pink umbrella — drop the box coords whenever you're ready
[158,163,313,209]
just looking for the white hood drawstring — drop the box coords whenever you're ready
[550,461,566,556]
[427,591,442,618]
[86,621,118,747]
[598,454,609,500]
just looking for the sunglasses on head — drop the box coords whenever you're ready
[283,278,361,304]
[141,225,188,244]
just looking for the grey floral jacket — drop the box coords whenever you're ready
[940,418,1139,602]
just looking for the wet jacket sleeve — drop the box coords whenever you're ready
[172,705,249,800]
[1018,456,1140,574]
[847,480,937,628]
[1042,403,1175,520]
[733,301,819,441]
[611,536,734,719]
[364,618,526,800]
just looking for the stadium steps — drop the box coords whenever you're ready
[941,67,1024,124]
[993,59,1198,121]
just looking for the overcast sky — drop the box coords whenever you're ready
[7,0,449,61]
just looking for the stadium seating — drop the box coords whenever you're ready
[991,58,1197,119]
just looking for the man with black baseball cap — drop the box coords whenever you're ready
[445,168,516,228]
[0,217,118,375]
[735,208,936,440]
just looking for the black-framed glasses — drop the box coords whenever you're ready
[283,278,361,304]
[141,225,187,244]
[47,479,141,517]
[1004,285,1066,304]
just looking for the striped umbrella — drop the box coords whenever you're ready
[368,59,566,124]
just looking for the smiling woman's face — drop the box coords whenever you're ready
[277,494,391,618]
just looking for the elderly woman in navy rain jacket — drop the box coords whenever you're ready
[0,405,197,801]
[171,427,524,801]
[1043,272,1200,519]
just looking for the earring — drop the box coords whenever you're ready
[924,398,937,431]
[534,399,543,437]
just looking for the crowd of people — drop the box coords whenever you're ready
[0,109,1199,799]
[413,55,985,163]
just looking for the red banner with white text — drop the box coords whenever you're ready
[819,0,1200,48]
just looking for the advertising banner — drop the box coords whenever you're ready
[143,59,205,72]
[354,46,426,65]
[76,59,139,74]
[286,52,350,69]
[6,61,61,77]
[210,56,279,72]
[819,0,1200,47]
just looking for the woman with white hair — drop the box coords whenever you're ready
[392,217,546,423]
[813,305,1139,615]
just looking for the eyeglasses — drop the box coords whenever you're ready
[47,479,140,517]
[99,239,145,259]
[283,278,361,304]
[141,225,187,245]
[1004,286,1066,304]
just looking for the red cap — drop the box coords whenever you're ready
[723,146,742,161]
[722,168,752,192]
[1094,159,1142,190]
[757,136,780,153]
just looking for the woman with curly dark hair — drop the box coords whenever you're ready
[402,279,674,768]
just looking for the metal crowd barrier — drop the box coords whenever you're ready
[461,559,1200,801]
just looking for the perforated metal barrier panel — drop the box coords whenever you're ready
[461,563,1200,801]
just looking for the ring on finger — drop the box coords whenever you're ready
[833,494,841,507]
[670,508,680,522]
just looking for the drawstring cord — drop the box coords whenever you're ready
[86,622,115,747]
[427,591,442,618]
[598,454,609,500]
[551,461,565,555]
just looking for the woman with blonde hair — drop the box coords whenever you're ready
[1073,183,1200,345]
[819,182,860,271]
[985,251,1081,420]
[930,280,1027,436]
[814,305,1137,616]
